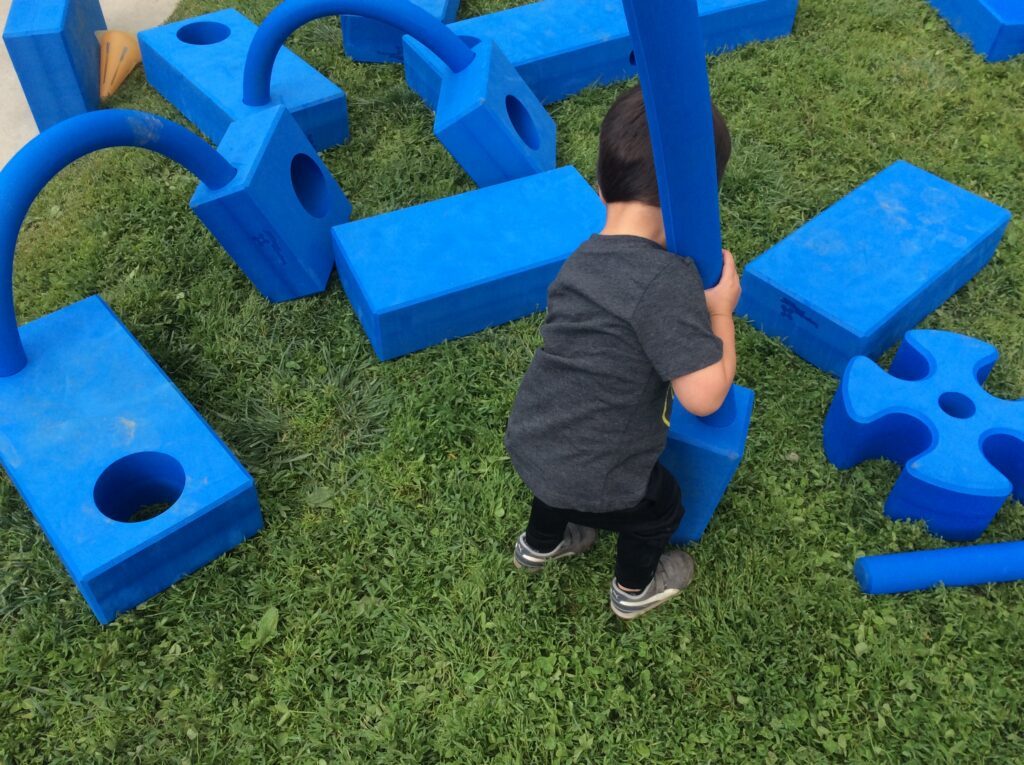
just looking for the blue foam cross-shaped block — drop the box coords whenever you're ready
[3,0,107,131]
[824,329,1024,542]
[342,0,459,63]
[0,297,263,624]
[928,0,1024,62]
[332,166,603,360]
[739,161,1012,377]
[660,385,755,544]
[139,9,349,150]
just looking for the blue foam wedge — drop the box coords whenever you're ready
[928,0,1024,62]
[404,0,798,109]
[139,9,349,150]
[342,0,459,63]
[3,0,106,130]
[855,541,1024,595]
[660,385,755,544]
[739,161,1011,376]
[332,166,604,360]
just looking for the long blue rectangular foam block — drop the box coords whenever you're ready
[342,0,460,63]
[738,161,1011,377]
[660,385,754,544]
[332,166,604,360]
[855,541,1024,595]
[403,0,798,108]
[3,0,106,130]
[0,297,263,624]
[928,0,1023,62]
[139,9,348,151]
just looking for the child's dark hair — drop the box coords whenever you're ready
[596,85,732,206]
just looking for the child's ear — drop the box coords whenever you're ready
[597,184,605,203]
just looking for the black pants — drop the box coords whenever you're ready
[525,464,685,590]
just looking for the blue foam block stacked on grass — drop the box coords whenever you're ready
[928,0,1024,62]
[139,9,349,150]
[0,297,262,624]
[403,0,798,109]
[332,166,603,360]
[342,0,459,63]
[660,385,755,545]
[3,0,107,130]
[738,161,1012,377]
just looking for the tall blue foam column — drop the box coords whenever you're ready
[622,0,723,286]
[856,542,1024,595]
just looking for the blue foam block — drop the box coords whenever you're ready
[191,106,352,303]
[928,0,1024,62]
[824,330,1024,542]
[738,161,1011,377]
[342,0,459,63]
[139,9,348,151]
[855,541,1024,595]
[0,297,262,623]
[660,385,755,544]
[3,0,106,130]
[332,166,603,359]
[404,0,797,109]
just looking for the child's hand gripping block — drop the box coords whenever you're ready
[659,385,755,544]
[342,0,460,63]
[139,9,349,151]
[824,330,1024,542]
[738,162,1012,376]
[332,166,603,360]
[927,0,1023,62]
[3,0,107,130]
[0,113,265,624]
[404,0,798,109]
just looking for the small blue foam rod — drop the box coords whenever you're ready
[243,0,476,108]
[621,0,723,287]
[0,110,237,377]
[856,542,1024,595]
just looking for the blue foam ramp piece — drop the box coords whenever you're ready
[738,161,1012,377]
[342,0,459,63]
[332,166,603,360]
[139,9,348,151]
[823,330,1024,542]
[403,0,798,109]
[855,541,1024,595]
[0,297,262,624]
[660,385,755,544]
[3,0,106,131]
[928,0,1024,62]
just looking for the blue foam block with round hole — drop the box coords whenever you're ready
[190,106,352,303]
[928,0,1024,62]
[342,0,459,63]
[0,296,262,624]
[3,0,107,130]
[403,0,797,109]
[332,166,603,360]
[138,8,348,150]
[738,161,1012,377]
[660,385,755,544]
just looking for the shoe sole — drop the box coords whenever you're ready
[610,588,682,620]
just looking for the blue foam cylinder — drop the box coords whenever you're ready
[623,0,723,287]
[139,9,349,150]
[332,166,603,360]
[3,0,107,130]
[928,0,1023,62]
[855,542,1024,595]
[342,0,460,63]
[739,161,1012,377]
[0,296,262,623]
[403,0,797,109]
[660,385,755,544]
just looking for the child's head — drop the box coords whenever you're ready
[596,85,732,207]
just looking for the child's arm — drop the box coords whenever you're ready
[671,250,740,417]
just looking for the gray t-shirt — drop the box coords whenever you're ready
[505,235,723,512]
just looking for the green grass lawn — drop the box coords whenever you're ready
[3,0,1024,761]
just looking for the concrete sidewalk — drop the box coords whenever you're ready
[0,0,179,165]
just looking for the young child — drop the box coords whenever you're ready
[505,85,740,620]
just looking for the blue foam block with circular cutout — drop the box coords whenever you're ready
[0,296,262,624]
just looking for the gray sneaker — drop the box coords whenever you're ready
[609,550,695,620]
[513,524,598,571]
